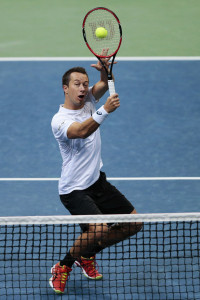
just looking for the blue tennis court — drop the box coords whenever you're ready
[0,59,200,215]
[0,58,200,299]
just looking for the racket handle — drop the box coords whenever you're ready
[108,80,116,96]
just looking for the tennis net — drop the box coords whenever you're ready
[0,213,200,300]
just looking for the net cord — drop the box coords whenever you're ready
[0,213,200,225]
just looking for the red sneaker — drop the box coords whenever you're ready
[49,262,72,294]
[75,256,103,280]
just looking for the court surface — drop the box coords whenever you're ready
[0,1,200,299]
[0,58,200,217]
[0,0,200,57]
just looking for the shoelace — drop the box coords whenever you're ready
[82,259,100,276]
[54,266,70,283]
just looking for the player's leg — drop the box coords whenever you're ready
[50,189,105,293]
[90,172,143,248]
[96,208,143,250]
[72,222,109,280]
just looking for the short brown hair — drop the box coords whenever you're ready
[62,67,89,86]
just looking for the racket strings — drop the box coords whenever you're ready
[83,10,121,57]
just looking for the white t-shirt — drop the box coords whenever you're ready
[51,88,103,194]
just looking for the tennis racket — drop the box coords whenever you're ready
[82,7,122,95]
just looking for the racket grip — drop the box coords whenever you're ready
[108,80,116,95]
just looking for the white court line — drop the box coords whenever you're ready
[0,57,200,61]
[0,177,200,181]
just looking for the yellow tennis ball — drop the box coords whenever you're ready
[95,27,108,38]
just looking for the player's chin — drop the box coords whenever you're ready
[75,98,85,107]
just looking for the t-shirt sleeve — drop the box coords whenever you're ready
[51,115,74,141]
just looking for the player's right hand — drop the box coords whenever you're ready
[91,48,117,72]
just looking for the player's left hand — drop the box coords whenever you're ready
[91,48,117,72]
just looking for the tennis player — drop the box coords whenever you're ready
[50,53,142,294]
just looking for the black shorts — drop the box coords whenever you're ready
[60,171,134,218]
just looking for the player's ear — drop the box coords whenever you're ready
[63,85,68,95]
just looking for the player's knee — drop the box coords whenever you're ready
[88,223,109,238]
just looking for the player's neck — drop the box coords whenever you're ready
[63,98,84,110]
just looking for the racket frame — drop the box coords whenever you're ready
[82,7,122,95]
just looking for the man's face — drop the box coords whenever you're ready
[63,72,89,109]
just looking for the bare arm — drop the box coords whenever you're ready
[67,93,120,139]
[92,68,109,100]
[67,117,100,139]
